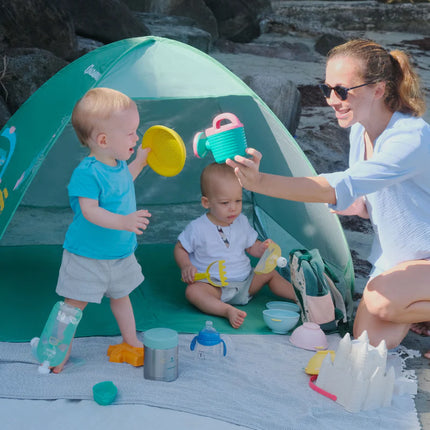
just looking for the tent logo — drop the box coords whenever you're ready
[84,64,101,81]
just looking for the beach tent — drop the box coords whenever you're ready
[0,36,354,341]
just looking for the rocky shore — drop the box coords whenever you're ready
[1,0,430,427]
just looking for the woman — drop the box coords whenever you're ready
[227,39,430,350]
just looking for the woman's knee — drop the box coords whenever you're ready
[362,277,399,321]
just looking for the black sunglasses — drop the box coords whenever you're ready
[319,82,374,101]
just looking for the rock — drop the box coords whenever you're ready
[124,0,218,40]
[298,84,327,108]
[135,13,213,52]
[215,38,316,62]
[242,75,302,135]
[315,34,348,56]
[61,0,150,44]
[1,48,68,115]
[0,0,77,60]
[204,0,272,43]
[0,97,10,130]
[268,1,430,35]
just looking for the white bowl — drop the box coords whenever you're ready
[263,309,300,334]
[266,301,300,313]
[289,322,328,351]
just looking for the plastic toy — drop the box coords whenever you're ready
[313,331,395,413]
[254,242,287,274]
[262,309,300,334]
[193,113,248,163]
[93,381,118,406]
[305,349,336,375]
[141,125,186,177]
[107,342,144,367]
[31,301,82,374]
[190,260,228,287]
[290,322,328,351]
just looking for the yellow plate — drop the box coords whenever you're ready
[141,125,186,177]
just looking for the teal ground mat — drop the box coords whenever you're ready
[0,244,283,342]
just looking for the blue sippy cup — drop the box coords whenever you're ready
[190,320,227,360]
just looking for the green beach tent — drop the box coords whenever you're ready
[0,36,354,341]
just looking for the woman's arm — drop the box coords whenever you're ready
[226,148,336,204]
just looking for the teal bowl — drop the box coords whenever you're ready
[266,301,300,313]
[263,309,300,334]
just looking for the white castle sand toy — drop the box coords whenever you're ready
[312,331,395,413]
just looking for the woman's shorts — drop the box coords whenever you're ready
[56,249,144,304]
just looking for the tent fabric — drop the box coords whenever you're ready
[0,36,354,338]
[0,244,280,342]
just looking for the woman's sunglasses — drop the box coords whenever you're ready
[319,82,374,101]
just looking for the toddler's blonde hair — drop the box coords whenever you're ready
[72,87,136,146]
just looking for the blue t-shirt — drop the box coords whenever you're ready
[64,157,137,259]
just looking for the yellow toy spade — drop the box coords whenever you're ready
[191,260,228,287]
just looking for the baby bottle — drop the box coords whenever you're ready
[190,320,227,361]
[31,301,83,374]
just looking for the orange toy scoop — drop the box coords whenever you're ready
[107,342,144,367]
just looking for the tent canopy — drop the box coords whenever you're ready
[0,36,354,314]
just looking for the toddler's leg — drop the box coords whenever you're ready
[186,282,247,329]
[52,298,87,374]
[249,271,296,301]
[110,295,142,348]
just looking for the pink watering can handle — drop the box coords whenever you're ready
[212,113,243,131]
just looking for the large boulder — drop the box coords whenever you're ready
[0,0,77,60]
[0,97,10,130]
[123,0,218,40]
[61,0,150,44]
[243,75,301,136]
[268,1,430,35]
[204,0,272,43]
[135,13,212,52]
[1,48,68,115]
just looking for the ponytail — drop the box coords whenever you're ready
[328,39,426,117]
[388,50,426,116]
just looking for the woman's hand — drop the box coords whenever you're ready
[226,148,263,192]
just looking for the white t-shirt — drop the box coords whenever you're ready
[178,213,258,281]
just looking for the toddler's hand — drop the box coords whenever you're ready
[181,265,197,284]
[123,209,152,234]
[138,146,151,165]
[261,239,272,250]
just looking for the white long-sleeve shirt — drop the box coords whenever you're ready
[321,112,430,275]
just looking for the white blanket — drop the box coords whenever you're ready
[0,334,420,430]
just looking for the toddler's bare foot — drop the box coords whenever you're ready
[227,307,247,329]
[51,355,69,374]
[50,344,72,374]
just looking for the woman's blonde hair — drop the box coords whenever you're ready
[328,39,426,117]
[71,87,136,146]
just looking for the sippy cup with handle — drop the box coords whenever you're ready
[190,320,227,361]
[193,113,248,163]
